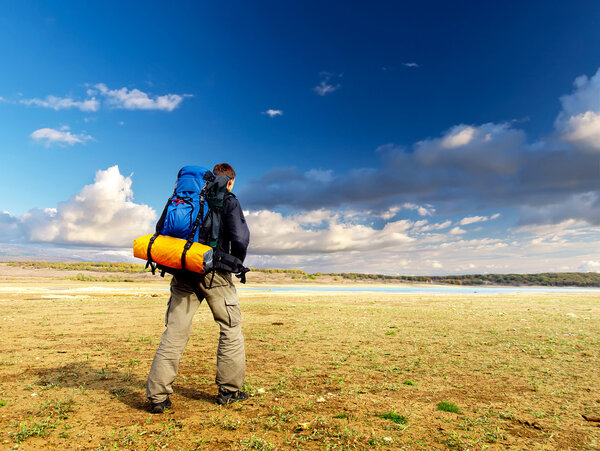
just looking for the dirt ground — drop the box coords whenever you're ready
[1,270,599,449]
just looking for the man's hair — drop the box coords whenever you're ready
[213,163,236,179]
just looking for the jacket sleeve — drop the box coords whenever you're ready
[222,195,250,263]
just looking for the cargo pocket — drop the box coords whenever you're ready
[224,295,241,327]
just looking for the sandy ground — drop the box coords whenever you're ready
[0,270,599,450]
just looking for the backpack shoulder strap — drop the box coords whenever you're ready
[154,190,176,234]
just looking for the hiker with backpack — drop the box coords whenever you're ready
[142,163,250,413]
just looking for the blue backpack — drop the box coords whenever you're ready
[148,165,249,283]
[158,166,211,242]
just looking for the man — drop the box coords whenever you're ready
[146,163,250,413]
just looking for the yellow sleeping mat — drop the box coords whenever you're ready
[133,234,213,274]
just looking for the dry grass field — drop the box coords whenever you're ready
[1,266,599,449]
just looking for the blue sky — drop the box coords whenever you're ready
[1,1,600,274]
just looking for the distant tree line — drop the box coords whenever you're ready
[3,262,600,286]
[250,268,600,287]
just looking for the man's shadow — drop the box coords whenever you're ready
[35,361,215,412]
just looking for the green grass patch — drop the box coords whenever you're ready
[237,435,276,450]
[403,380,416,386]
[377,411,407,424]
[12,418,56,443]
[333,413,349,419]
[437,401,461,413]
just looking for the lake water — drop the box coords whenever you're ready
[239,285,600,295]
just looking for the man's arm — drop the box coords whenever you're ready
[222,195,250,263]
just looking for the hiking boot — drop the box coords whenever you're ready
[216,388,249,405]
[150,396,172,414]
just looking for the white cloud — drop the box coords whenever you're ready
[402,203,435,216]
[3,194,599,275]
[460,216,486,225]
[92,83,186,111]
[441,126,476,148]
[18,84,188,113]
[21,95,100,112]
[512,219,600,249]
[30,127,93,147]
[19,166,156,246]
[559,110,600,151]
[559,70,600,117]
[240,205,600,275]
[403,62,419,68]
[416,220,452,232]
[314,81,340,96]
[246,209,413,255]
[263,109,283,117]
[380,206,400,220]
[459,213,500,226]
[556,67,600,151]
[313,72,342,96]
[449,226,466,235]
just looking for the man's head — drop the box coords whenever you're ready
[213,163,236,192]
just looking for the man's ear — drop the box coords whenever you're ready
[227,178,235,191]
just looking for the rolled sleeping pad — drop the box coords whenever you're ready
[133,234,213,274]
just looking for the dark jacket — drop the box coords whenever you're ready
[219,193,250,263]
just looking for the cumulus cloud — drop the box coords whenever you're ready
[239,205,600,275]
[240,122,530,211]
[263,109,283,117]
[558,111,600,151]
[21,95,100,112]
[246,209,414,255]
[556,67,600,151]
[30,127,93,147]
[92,83,186,111]
[241,105,598,229]
[10,166,156,247]
[313,72,342,96]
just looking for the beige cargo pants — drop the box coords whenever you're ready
[146,271,245,403]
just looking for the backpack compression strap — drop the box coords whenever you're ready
[146,188,177,275]
[145,233,159,275]
[181,187,206,270]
